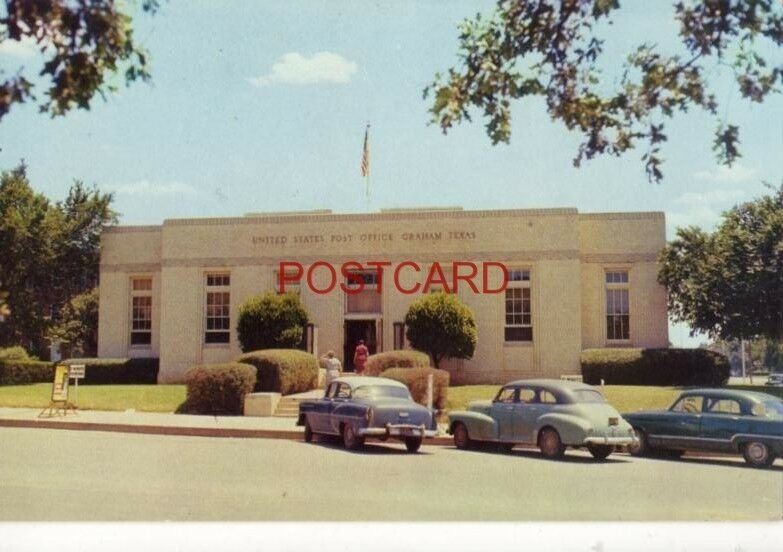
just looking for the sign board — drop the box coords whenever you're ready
[51,365,69,402]
[69,364,86,379]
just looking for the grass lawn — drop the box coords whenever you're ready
[0,384,186,412]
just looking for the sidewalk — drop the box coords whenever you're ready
[0,406,454,445]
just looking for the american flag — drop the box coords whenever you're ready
[360,124,370,177]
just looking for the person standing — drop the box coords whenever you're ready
[353,339,369,374]
[321,350,342,388]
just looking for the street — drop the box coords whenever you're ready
[0,427,780,521]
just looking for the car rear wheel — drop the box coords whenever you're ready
[453,423,471,450]
[342,423,364,451]
[538,427,566,460]
[587,444,613,460]
[303,419,313,443]
[628,428,648,457]
[742,441,775,469]
[405,436,423,453]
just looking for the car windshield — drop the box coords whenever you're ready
[352,385,411,400]
[572,389,606,403]
[758,399,783,419]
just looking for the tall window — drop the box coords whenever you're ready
[205,273,230,344]
[130,277,152,346]
[505,269,532,342]
[606,270,630,341]
[393,322,405,350]
[345,270,381,313]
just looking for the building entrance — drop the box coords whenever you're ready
[344,319,379,372]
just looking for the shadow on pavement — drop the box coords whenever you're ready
[633,453,783,472]
[442,444,631,464]
[298,436,435,456]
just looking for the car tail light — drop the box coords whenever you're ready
[608,417,619,426]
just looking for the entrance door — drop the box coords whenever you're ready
[343,320,378,372]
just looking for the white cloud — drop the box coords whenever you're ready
[112,181,197,197]
[0,37,39,59]
[693,163,757,183]
[673,189,745,206]
[667,188,746,235]
[248,52,357,87]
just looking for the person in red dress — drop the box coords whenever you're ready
[353,339,369,374]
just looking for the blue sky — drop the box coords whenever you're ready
[1,1,781,347]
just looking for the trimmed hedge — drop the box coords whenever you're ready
[180,363,256,415]
[364,350,431,376]
[380,367,450,410]
[62,358,159,384]
[0,359,55,385]
[581,348,730,386]
[0,346,31,361]
[236,349,318,395]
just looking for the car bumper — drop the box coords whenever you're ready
[583,435,638,446]
[358,423,439,438]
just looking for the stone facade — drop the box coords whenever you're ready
[97,207,668,384]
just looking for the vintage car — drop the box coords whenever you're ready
[297,376,439,452]
[447,379,637,460]
[624,388,783,468]
[765,373,783,387]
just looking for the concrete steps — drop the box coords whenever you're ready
[273,397,304,418]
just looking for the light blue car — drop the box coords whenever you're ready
[448,379,637,460]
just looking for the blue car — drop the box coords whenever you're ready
[297,376,439,452]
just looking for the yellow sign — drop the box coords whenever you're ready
[51,365,69,402]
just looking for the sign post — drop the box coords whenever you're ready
[68,364,86,407]
[38,364,78,418]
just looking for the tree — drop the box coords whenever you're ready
[659,184,783,341]
[236,292,309,353]
[47,287,99,357]
[426,1,783,183]
[0,164,116,354]
[1,0,160,122]
[404,292,477,368]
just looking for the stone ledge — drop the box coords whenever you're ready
[244,392,281,417]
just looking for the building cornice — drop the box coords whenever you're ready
[102,225,162,234]
[580,253,660,263]
[100,263,161,273]
[578,212,664,221]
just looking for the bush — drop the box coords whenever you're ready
[404,292,477,368]
[380,367,450,410]
[0,346,31,361]
[364,350,431,376]
[181,363,256,415]
[236,349,318,395]
[581,348,730,386]
[62,358,159,384]
[0,359,55,385]
[236,292,309,352]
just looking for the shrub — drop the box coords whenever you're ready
[0,359,55,385]
[181,363,256,415]
[380,367,450,410]
[0,346,31,361]
[581,348,730,386]
[62,358,159,384]
[236,292,309,352]
[364,350,431,376]
[236,349,318,395]
[404,292,477,368]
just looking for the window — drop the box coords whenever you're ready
[706,398,741,415]
[671,395,704,413]
[336,383,351,399]
[518,388,536,403]
[205,273,230,344]
[539,390,558,404]
[605,270,630,341]
[505,268,532,342]
[326,383,339,398]
[130,277,152,346]
[345,270,381,313]
[495,387,516,403]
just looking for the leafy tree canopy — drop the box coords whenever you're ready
[236,292,309,353]
[47,286,99,357]
[404,292,477,368]
[1,0,160,122]
[426,0,783,182]
[659,184,783,341]
[0,164,116,354]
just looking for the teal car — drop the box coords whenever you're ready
[624,389,783,468]
[447,379,637,460]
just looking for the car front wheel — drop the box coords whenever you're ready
[538,427,566,460]
[303,419,313,443]
[742,441,775,469]
[453,423,471,450]
[587,444,613,460]
[405,436,423,453]
[342,424,364,451]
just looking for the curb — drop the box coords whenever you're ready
[0,417,455,445]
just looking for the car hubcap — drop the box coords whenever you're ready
[541,431,558,455]
[747,443,767,462]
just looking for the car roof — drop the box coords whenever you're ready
[332,376,408,389]
[679,388,781,402]
[504,378,597,392]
